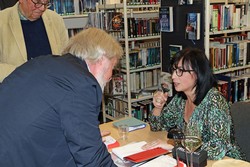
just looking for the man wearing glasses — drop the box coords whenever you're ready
[0,0,68,82]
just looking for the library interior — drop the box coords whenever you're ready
[0,0,250,166]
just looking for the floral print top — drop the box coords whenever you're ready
[148,87,245,160]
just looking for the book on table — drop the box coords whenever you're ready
[111,141,170,163]
[112,117,147,132]
[104,136,120,149]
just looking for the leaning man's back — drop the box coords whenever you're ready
[0,54,115,167]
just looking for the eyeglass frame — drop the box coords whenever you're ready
[30,0,52,8]
[170,67,194,77]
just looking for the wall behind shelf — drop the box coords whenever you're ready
[161,1,205,72]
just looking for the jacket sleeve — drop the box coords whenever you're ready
[60,81,116,167]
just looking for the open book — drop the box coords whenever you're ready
[104,136,120,149]
[112,141,169,163]
[112,117,146,132]
[139,155,186,167]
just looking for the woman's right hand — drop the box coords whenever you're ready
[153,91,168,109]
[151,91,168,116]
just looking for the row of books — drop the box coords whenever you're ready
[210,3,250,32]
[106,68,160,95]
[218,76,250,103]
[50,0,96,14]
[50,0,75,15]
[120,47,160,70]
[97,0,160,5]
[88,12,123,31]
[209,40,250,71]
[135,40,160,49]
[131,100,153,122]
[210,33,248,44]
[104,97,154,122]
[126,69,161,92]
[51,0,162,15]
[126,0,159,5]
[88,12,160,38]
[106,70,173,99]
[105,98,128,118]
[127,17,160,38]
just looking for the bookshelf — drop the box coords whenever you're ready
[50,0,89,37]
[206,0,250,102]
[47,0,161,122]
[95,2,161,122]
[62,14,88,37]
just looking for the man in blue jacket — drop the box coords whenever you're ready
[0,27,123,167]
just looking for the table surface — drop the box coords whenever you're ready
[99,120,222,167]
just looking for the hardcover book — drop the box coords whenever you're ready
[112,117,146,132]
[159,7,173,32]
[104,136,120,149]
[185,12,201,40]
[111,141,169,163]
[112,76,124,95]
[178,0,193,5]
[111,12,123,31]
[169,44,182,61]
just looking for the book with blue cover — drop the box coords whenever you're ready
[159,6,173,32]
[185,12,201,40]
[113,117,147,132]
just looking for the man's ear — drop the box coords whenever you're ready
[97,56,104,65]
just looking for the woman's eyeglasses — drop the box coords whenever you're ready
[171,67,194,77]
[31,0,52,8]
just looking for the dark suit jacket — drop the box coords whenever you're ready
[0,54,116,167]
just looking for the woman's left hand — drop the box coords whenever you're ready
[141,139,174,151]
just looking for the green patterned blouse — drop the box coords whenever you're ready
[148,87,245,160]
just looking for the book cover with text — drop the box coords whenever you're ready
[169,44,182,61]
[185,12,200,40]
[159,7,173,32]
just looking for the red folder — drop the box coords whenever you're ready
[107,141,120,149]
[124,148,169,163]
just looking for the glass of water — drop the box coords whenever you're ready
[118,124,129,140]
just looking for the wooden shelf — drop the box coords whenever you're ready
[62,14,88,29]
[121,65,161,73]
[119,35,161,42]
[213,65,250,74]
[209,27,250,35]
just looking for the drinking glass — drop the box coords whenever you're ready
[118,124,129,140]
[181,123,202,167]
